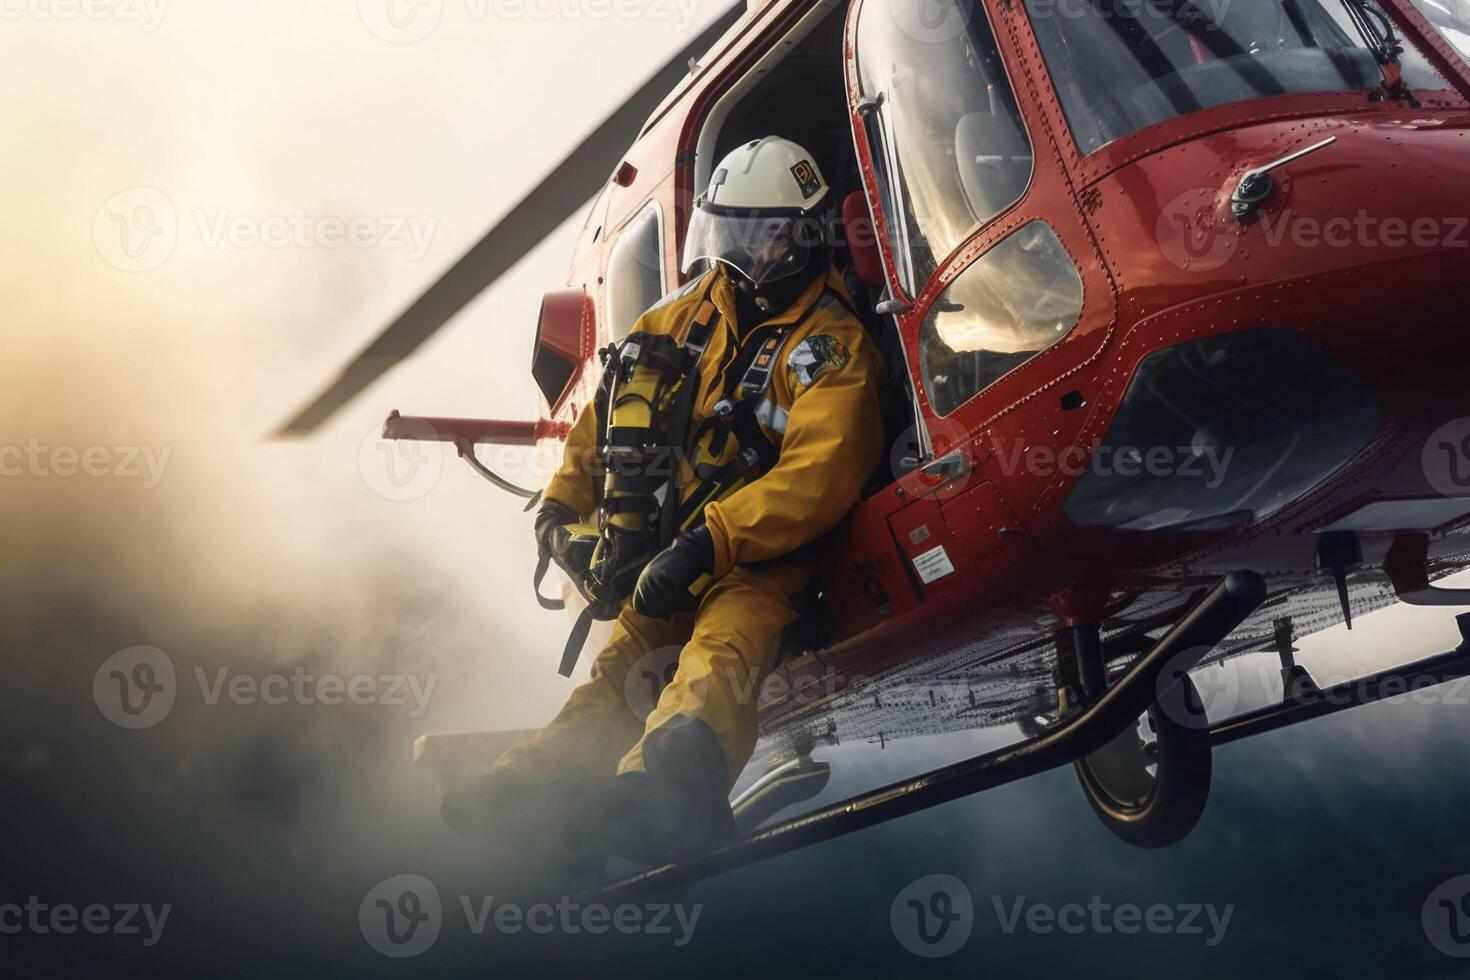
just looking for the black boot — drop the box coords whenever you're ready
[572,719,738,866]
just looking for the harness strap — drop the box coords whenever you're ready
[532,552,566,611]
[727,285,840,403]
[686,284,842,475]
[558,604,597,677]
[656,283,720,547]
[682,285,720,356]
[737,329,787,401]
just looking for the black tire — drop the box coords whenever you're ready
[1074,674,1212,848]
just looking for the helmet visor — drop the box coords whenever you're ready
[680,207,818,285]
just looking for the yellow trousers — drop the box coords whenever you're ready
[495,563,810,791]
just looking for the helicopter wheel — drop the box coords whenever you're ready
[1074,674,1211,848]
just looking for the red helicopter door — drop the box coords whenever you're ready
[838,0,1120,608]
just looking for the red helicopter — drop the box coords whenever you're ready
[281,0,1470,885]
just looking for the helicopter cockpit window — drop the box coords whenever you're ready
[855,0,1033,293]
[919,221,1084,416]
[1025,0,1447,154]
[605,203,664,340]
[1410,0,1470,63]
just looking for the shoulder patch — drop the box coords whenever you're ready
[787,334,852,387]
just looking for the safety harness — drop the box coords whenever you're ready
[541,280,837,676]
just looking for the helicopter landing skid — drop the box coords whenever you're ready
[592,570,1268,899]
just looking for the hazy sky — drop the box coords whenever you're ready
[2,0,739,733]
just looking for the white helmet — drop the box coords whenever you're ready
[682,136,831,288]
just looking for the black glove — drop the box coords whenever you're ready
[632,526,715,619]
[534,498,580,561]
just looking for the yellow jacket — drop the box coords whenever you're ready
[544,263,885,579]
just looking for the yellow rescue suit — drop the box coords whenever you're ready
[500,263,884,788]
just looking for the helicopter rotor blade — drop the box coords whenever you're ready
[275,7,743,437]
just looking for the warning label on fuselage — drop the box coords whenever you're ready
[912,545,955,585]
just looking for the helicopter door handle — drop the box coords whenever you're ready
[1231,136,1337,221]
[919,449,970,484]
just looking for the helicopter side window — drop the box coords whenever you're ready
[1024,0,1448,153]
[605,203,665,340]
[855,0,1034,293]
[919,221,1083,417]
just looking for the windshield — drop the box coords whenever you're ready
[1024,0,1448,153]
[1411,0,1470,63]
